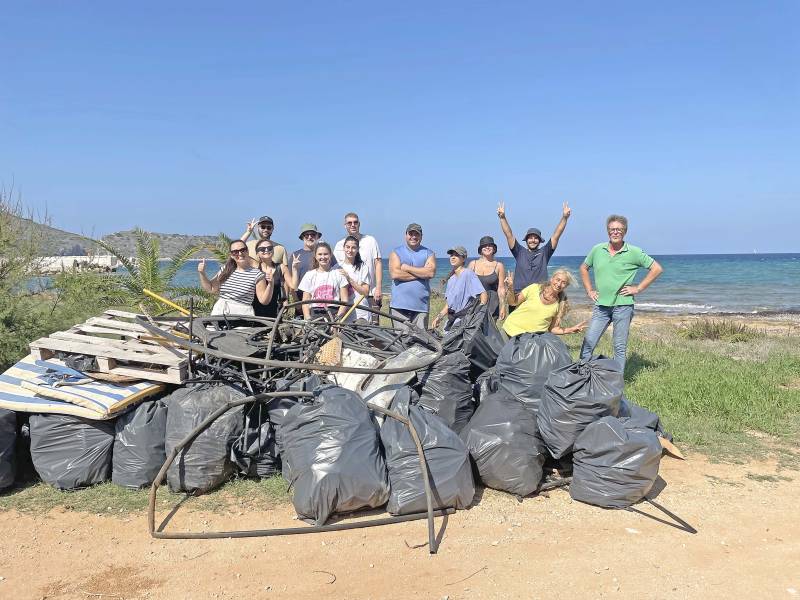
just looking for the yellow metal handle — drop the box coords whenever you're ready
[143,288,190,316]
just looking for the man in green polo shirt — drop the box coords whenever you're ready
[579,214,663,372]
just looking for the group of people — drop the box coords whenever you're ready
[197,204,663,371]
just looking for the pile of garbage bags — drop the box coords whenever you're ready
[2,315,673,520]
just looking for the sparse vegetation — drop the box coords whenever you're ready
[678,318,761,342]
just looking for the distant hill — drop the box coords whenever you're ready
[10,215,222,258]
[100,230,222,259]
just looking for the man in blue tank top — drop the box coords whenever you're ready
[389,223,436,330]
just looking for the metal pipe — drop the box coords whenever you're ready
[148,390,451,553]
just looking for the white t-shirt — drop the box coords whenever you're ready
[298,269,348,308]
[333,233,382,295]
[339,262,371,321]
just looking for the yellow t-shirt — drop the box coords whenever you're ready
[502,283,560,337]
[246,239,288,266]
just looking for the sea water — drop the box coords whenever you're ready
[160,253,800,315]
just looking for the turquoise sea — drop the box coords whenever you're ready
[169,253,800,315]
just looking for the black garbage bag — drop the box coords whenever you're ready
[0,409,16,490]
[619,397,671,440]
[29,414,115,490]
[278,385,389,525]
[473,367,499,406]
[416,351,474,433]
[380,387,475,515]
[495,333,572,413]
[442,302,507,379]
[461,389,545,496]
[539,357,624,459]
[165,383,245,494]
[231,402,280,478]
[112,400,168,488]
[570,416,662,508]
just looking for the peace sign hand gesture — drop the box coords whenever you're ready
[246,218,258,232]
[562,201,571,219]
[497,201,506,219]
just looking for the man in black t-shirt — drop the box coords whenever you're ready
[497,201,572,294]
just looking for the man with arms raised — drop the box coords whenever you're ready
[240,216,289,266]
[497,201,571,303]
[389,223,436,330]
[334,212,383,323]
[579,214,663,372]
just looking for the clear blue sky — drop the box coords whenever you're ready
[2,2,798,255]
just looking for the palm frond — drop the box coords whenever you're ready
[133,228,162,293]
[162,243,200,288]
[84,235,138,277]
[205,232,233,263]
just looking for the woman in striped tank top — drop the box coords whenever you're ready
[198,240,274,316]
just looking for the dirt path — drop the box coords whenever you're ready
[1,455,798,599]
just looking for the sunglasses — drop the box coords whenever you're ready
[230,248,248,255]
[256,246,274,253]
[303,232,318,239]
[258,223,273,229]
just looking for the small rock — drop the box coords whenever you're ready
[491,541,499,546]
[625,528,640,535]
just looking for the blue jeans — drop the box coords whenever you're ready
[579,304,634,372]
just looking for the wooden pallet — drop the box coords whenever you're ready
[29,310,190,384]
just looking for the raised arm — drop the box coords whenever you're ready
[401,252,436,280]
[288,253,302,290]
[550,202,571,250]
[389,251,417,281]
[620,260,664,296]
[497,201,515,249]
[197,259,220,294]
[580,262,598,302]
[240,218,257,242]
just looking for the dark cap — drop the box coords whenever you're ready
[298,223,322,239]
[257,215,274,225]
[478,235,497,253]
[447,245,468,259]
[524,227,543,242]
[406,223,423,235]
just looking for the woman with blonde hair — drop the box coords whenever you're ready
[502,268,587,336]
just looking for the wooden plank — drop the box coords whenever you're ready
[104,310,179,331]
[659,437,685,460]
[96,357,185,384]
[30,337,186,367]
[103,309,143,320]
[74,324,145,339]
[48,331,185,359]
[31,347,55,361]
[86,317,150,333]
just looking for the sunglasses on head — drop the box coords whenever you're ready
[256,246,274,253]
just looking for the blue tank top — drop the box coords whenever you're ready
[391,244,433,313]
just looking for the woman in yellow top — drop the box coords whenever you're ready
[502,268,587,337]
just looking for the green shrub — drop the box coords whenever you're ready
[678,319,760,342]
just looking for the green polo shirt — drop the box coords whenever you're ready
[584,242,655,306]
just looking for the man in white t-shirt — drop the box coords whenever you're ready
[333,212,383,323]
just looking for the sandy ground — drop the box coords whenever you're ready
[1,454,798,600]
